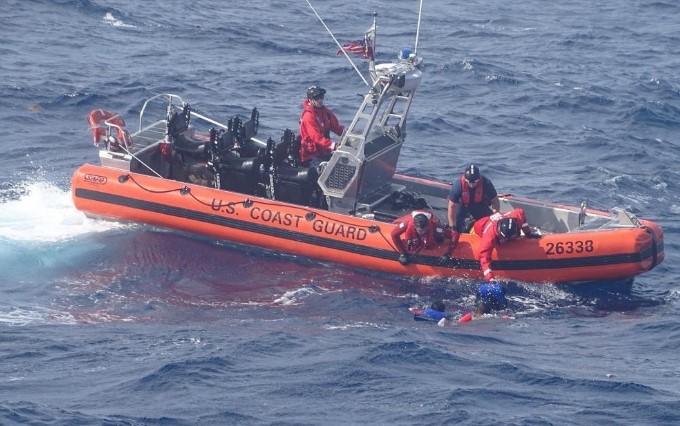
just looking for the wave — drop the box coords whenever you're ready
[642,0,680,11]
[102,12,135,28]
[626,102,680,129]
[0,180,126,243]
[460,59,523,85]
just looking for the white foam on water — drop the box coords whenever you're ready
[273,286,320,305]
[102,12,135,28]
[0,181,129,243]
[0,306,77,326]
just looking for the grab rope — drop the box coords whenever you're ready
[121,173,400,252]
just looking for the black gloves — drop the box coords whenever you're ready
[526,232,542,239]
[398,254,410,266]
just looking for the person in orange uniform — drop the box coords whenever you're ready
[473,208,541,281]
[391,210,460,266]
[299,86,344,165]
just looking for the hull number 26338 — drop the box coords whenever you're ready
[545,240,595,255]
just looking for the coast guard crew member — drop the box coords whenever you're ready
[473,208,541,281]
[447,164,500,233]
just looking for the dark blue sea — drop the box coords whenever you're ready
[1,0,679,424]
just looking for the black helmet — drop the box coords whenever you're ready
[413,213,430,231]
[306,86,326,100]
[498,218,518,238]
[464,164,480,183]
[431,300,445,312]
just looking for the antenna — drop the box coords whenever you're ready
[414,0,424,54]
[303,0,370,87]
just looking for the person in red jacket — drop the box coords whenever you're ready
[299,86,345,165]
[391,210,460,266]
[473,208,541,281]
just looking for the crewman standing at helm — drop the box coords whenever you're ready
[299,86,345,166]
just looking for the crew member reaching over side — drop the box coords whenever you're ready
[391,210,460,266]
[473,208,541,281]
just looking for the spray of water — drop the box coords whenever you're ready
[0,180,129,243]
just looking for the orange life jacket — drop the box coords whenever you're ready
[460,175,484,205]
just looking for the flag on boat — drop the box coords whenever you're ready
[337,25,375,60]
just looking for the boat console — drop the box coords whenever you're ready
[318,52,423,216]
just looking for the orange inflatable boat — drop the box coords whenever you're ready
[72,160,663,284]
[72,39,664,285]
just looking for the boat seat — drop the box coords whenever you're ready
[218,109,260,158]
[242,117,257,140]
[173,134,207,158]
[167,103,205,158]
[216,151,261,194]
[239,138,265,158]
[218,129,235,151]
[213,129,259,158]
[167,106,190,136]
[273,139,289,165]
[275,164,319,205]
[271,128,301,167]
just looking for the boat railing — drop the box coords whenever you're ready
[610,208,644,228]
[139,93,234,133]
[567,208,644,231]
[138,93,184,133]
[500,196,644,234]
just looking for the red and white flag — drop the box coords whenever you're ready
[337,25,375,60]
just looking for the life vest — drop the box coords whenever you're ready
[404,210,436,250]
[87,109,132,149]
[460,175,484,205]
[413,308,449,322]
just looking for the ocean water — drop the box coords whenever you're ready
[1,0,680,424]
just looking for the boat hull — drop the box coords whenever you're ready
[72,164,664,284]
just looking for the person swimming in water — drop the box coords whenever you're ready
[475,282,508,315]
[412,300,451,324]
[457,282,509,323]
